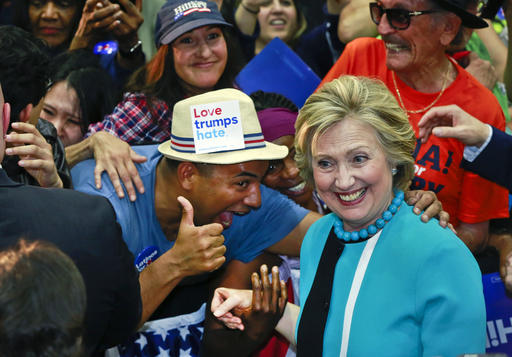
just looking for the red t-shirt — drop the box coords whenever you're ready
[321,37,509,225]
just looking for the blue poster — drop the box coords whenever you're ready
[483,272,512,354]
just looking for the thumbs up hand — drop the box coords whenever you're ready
[170,196,226,277]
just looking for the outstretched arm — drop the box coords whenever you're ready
[206,262,290,356]
[139,196,226,325]
[66,132,147,201]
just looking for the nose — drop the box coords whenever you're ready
[281,158,299,179]
[42,2,58,19]
[243,183,262,209]
[270,0,283,12]
[196,39,213,57]
[335,167,355,190]
[50,118,65,138]
[377,12,394,35]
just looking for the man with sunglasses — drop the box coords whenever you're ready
[321,0,509,261]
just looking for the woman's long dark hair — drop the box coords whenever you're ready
[126,26,245,114]
[48,49,119,134]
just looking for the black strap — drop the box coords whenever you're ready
[297,228,345,356]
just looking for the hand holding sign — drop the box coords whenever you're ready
[171,196,226,277]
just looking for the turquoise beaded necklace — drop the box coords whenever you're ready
[333,190,404,242]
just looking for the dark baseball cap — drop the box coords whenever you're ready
[155,0,232,47]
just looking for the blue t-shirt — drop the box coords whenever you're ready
[71,145,308,266]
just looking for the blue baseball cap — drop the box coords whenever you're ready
[155,0,232,47]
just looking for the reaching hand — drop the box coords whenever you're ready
[171,196,226,277]
[90,131,146,201]
[405,190,453,231]
[418,105,490,146]
[5,122,63,188]
[465,52,498,91]
[212,264,287,341]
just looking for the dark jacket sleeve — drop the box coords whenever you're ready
[462,126,512,191]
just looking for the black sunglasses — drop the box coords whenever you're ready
[369,2,438,30]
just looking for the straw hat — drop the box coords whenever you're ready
[158,88,288,164]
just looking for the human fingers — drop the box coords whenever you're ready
[92,2,120,20]
[5,144,52,160]
[177,196,195,227]
[437,210,450,228]
[502,254,512,292]
[5,132,46,148]
[117,0,140,15]
[271,266,281,313]
[212,288,251,317]
[448,223,457,235]
[16,158,54,171]
[127,150,146,195]
[252,272,262,311]
[212,293,242,317]
[279,279,287,312]
[260,264,271,312]
[109,158,138,201]
[93,160,125,199]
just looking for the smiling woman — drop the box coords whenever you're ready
[210,76,487,357]
[13,0,85,50]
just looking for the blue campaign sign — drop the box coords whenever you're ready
[235,37,320,109]
[483,272,512,354]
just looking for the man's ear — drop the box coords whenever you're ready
[18,103,33,123]
[176,162,200,191]
[439,13,462,46]
[2,102,10,137]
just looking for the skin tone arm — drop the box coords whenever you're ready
[4,122,63,188]
[211,264,297,346]
[234,0,271,36]
[475,21,507,82]
[503,0,512,101]
[417,105,490,147]
[65,132,147,201]
[138,196,226,325]
[202,254,287,356]
[337,0,377,44]
[488,232,512,291]
[418,105,496,253]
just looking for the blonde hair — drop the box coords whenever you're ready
[295,75,416,191]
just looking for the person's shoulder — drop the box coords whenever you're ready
[389,203,469,252]
[345,37,382,51]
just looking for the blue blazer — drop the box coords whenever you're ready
[462,127,512,192]
[0,170,141,356]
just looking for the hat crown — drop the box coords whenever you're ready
[155,0,231,46]
[158,88,288,164]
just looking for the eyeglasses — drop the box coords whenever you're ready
[369,2,438,30]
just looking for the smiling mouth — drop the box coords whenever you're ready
[385,42,409,53]
[40,28,61,35]
[283,181,307,196]
[193,62,216,68]
[337,188,366,202]
[216,210,249,229]
[269,19,286,26]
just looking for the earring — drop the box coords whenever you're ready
[391,167,398,175]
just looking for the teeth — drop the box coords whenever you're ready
[385,43,406,52]
[288,181,306,193]
[338,189,366,202]
[270,19,285,25]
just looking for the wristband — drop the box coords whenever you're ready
[241,2,259,14]
[119,40,143,58]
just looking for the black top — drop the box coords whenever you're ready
[0,170,141,356]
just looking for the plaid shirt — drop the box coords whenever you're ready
[86,93,172,144]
